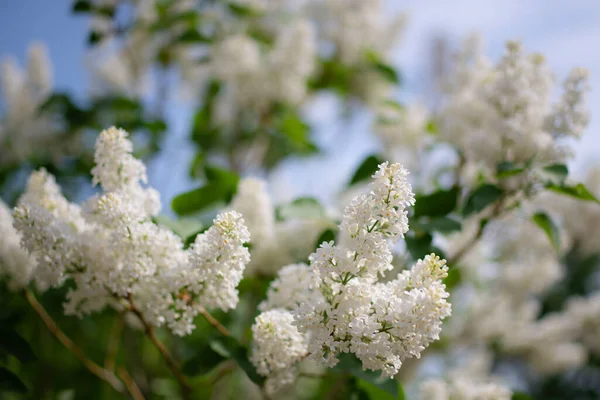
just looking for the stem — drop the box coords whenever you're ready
[198,306,231,337]
[105,313,125,371]
[447,197,506,265]
[127,295,192,400]
[118,367,145,400]
[24,290,125,394]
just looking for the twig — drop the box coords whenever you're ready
[24,290,125,394]
[198,306,231,337]
[127,295,192,400]
[105,313,125,371]
[447,197,507,265]
[118,367,145,400]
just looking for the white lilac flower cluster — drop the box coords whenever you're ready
[438,36,589,178]
[0,43,63,167]
[374,102,431,171]
[9,127,251,336]
[229,178,335,276]
[250,163,451,393]
[0,200,37,290]
[209,20,316,126]
[450,213,589,374]
[418,377,512,400]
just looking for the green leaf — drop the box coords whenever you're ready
[183,227,210,249]
[72,0,92,12]
[511,392,533,400]
[227,2,260,17]
[405,233,433,261]
[88,30,104,45]
[335,354,398,397]
[413,187,460,218]
[444,267,462,290]
[217,337,265,385]
[425,120,438,135]
[172,167,239,216]
[355,378,397,400]
[182,342,227,376]
[349,155,385,186]
[177,29,212,43]
[172,183,233,216]
[414,216,462,234]
[0,330,36,363]
[532,212,561,252]
[365,51,401,84]
[462,184,503,216]
[276,197,326,221]
[496,161,525,179]
[278,111,314,152]
[543,163,568,182]
[315,228,337,249]
[152,215,203,239]
[0,367,27,393]
[545,182,600,204]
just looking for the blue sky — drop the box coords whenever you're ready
[1,0,598,205]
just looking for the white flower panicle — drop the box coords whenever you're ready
[0,42,63,167]
[0,200,37,289]
[251,163,450,382]
[10,127,251,336]
[250,309,309,394]
[259,263,321,312]
[418,377,512,400]
[439,39,590,173]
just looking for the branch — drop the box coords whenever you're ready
[447,197,506,265]
[24,290,125,394]
[118,367,145,400]
[105,313,125,371]
[127,295,192,400]
[198,306,231,337]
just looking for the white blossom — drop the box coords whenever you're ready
[250,309,308,394]
[11,127,251,336]
[0,200,37,289]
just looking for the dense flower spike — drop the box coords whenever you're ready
[439,37,590,175]
[250,309,309,394]
[11,127,251,336]
[251,163,450,386]
[0,200,37,289]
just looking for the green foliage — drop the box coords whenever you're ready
[365,51,402,85]
[182,341,227,376]
[532,212,561,252]
[462,184,503,216]
[172,166,239,216]
[413,216,462,234]
[334,354,401,397]
[546,182,600,204]
[315,228,337,248]
[0,367,28,394]
[543,163,569,182]
[413,187,460,218]
[496,161,525,179]
[276,197,326,221]
[349,155,385,186]
[0,329,36,364]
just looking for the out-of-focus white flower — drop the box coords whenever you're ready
[438,38,590,177]
[11,127,251,336]
[250,309,308,394]
[0,43,65,167]
[0,200,37,290]
[259,263,320,312]
[418,377,512,400]
[230,177,335,276]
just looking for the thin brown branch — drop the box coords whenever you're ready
[118,366,145,400]
[105,313,125,371]
[24,290,125,394]
[198,306,231,337]
[126,294,192,400]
